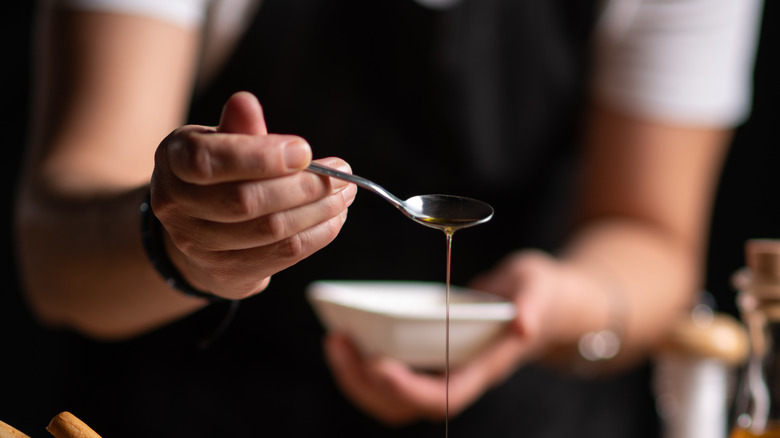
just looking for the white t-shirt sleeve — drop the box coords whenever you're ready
[593,0,764,127]
[44,0,210,28]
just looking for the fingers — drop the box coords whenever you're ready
[363,335,526,419]
[453,332,528,395]
[159,92,310,187]
[323,333,520,425]
[169,183,357,251]
[157,158,351,223]
[470,250,574,359]
[160,128,312,185]
[155,160,355,298]
[323,334,422,425]
[471,251,553,334]
[365,359,449,419]
[176,206,351,298]
[322,254,558,426]
[147,91,357,299]
[217,91,268,135]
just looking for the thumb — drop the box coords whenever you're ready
[217,91,268,135]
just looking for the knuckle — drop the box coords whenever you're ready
[276,234,305,260]
[299,172,326,198]
[315,192,348,226]
[324,192,347,214]
[167,225,199,256]
[148,189,174,221]
[252,211,289,243]
[323,215,345,241]
[263,212,289,241]
[223,183,263,220]
[171,130,214,182]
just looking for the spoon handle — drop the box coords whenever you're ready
[306,162,405,210]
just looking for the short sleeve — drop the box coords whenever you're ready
[44,0,210,28]
[592,0,764,127]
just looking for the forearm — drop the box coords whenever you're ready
[15,6,208,340]
[555,220,701,368]
[15,184,206,340]
[548,103,731,371]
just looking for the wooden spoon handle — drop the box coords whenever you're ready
[46,412,101,438]
[0,419,30,438]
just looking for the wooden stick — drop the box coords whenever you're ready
[46,412,101,438]
[0,419,30,438]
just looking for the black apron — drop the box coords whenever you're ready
[38,0,660,436]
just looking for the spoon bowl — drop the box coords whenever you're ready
[307,162,493,231]
[403,194,494,231]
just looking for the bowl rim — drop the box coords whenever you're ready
[306,280,516,321]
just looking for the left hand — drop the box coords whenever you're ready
[323,251,570,425]
[322,250,600,425]
[323,332,526,425]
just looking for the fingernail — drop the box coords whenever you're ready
[341,184,357,206]
[330,177,349,191]
[325,160,351,189]
[284,140,311,170]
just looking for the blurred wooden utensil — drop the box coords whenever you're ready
[46,412,101,438]
[0,419,29,438]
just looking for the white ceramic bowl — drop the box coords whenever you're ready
[307,280,516,370]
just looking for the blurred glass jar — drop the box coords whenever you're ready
[731,239,780,438]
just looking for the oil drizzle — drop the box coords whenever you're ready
[444,227,455,438]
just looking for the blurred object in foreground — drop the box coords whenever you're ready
[0,411,101,438]
[0,418,30,437]
[654,293,749,438]
[730,240,780,437]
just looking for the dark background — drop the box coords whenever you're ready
[0,1,43,434]
[0,1,777,434]
[704,0,780,318]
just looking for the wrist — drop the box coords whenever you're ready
[531,259,626,374]
[561,260,627,375]
[140,191,226,303]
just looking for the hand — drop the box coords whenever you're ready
[470,250,573,350]
[322,250,582,425]
[150,92,357,299]
[472,250,617,367]
[323,331,528,425]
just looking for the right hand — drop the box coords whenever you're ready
[150,91,356,299]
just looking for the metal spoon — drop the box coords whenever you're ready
[307,162,493,231]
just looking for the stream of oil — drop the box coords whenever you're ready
[444,228,454,438]
[422,217,489,438]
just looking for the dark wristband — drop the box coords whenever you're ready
[140,191,225,302]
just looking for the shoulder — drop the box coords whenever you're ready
[42,0,256,30]
[592,0,765,127]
